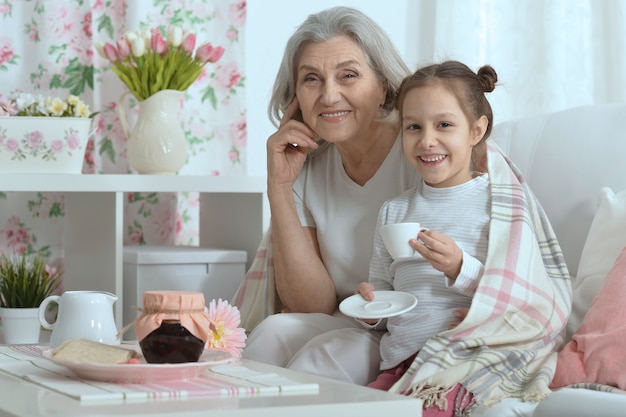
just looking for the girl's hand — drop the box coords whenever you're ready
[356,282,376,301]
[266,98,319,187]
[411,230,463,279]
[449,307,469,329]
[355,282,379,324]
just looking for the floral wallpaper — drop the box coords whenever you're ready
[0,1,247,272]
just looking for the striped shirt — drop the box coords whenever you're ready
[369,174,491,370]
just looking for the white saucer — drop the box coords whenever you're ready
[339,291,418,319]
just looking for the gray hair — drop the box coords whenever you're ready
[268,6,411,128]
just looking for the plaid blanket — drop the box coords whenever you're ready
[231,141,573,415]
[389,142,573,415]
[231,225,280,332]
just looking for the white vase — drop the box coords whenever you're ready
[118,89,188,175]
[0,307,41,344]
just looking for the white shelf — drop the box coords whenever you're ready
[3,174,269,328]
[0,174,266,193]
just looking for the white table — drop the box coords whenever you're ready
[0,354,422,417]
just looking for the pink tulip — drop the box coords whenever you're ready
[196,43,225,64]
[181,32,196,54]
[150,28,168,55]
[116,38,131,59]
[102,42,119,62]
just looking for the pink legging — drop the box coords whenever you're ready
[368,354,473,417]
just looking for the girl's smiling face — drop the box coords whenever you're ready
[400,83,487,188]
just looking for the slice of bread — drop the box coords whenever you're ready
[52,339,141,364]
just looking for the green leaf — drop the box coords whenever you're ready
[201,86,218,110]
[49,73,62,89]
[99,138,116,163]
[0,254,61,308]
[61,58,95,95]
[48,44,67,58]
[49,201,64,218]
[96,14,115,39]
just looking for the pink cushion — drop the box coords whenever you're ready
[551,245,626,389]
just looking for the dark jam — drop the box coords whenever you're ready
[139,320,205,364]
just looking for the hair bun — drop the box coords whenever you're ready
[477,65,497,93]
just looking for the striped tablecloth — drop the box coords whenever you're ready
[0,345,318,402]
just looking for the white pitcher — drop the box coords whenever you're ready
[38,290,120,348]
[118,89,188,175]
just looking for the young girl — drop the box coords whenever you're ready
[356,61,571,416]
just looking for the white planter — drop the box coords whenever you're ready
[0,307,41,344]
[0,116,92,174]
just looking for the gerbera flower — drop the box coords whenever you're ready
[206,298,247,359]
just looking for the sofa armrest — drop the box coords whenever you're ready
[533,388,626,417]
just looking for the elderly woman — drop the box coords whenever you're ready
[242,6,419,385]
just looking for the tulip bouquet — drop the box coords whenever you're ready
[98,26,225,101]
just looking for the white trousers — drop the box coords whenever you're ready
[243,312,383,385]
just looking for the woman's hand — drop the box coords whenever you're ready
[267,98,319,188]
[411,230,463,279]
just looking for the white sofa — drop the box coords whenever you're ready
[488,102,626,417]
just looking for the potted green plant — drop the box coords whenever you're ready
[0,253,61,344]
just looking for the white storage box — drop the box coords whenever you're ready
[122,245,247,340]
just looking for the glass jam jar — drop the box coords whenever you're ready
[134,290,211,364]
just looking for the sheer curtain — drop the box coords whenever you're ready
[407,0,626,123]
[0,1,246,274]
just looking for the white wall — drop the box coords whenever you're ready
[245,0,411,176]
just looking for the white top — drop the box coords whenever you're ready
[293,138,419,300]
[369,174,491,370]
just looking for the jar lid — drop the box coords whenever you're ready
[142,290,206,311]
[134,290,211,343]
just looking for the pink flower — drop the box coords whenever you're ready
[50,140,64,153]
[205,298,247,359]
[175,212,183,234]
[83,12,93,37]
[196,42,224,64]
[181,33,196,54]
[215,62,242,90]
[66,130,80,149]
[116,38,131,59]
[0,100,18,116]
[4,139,18,152]
[2,217,30,255]
[229,1,246,28]
[45,264,57,278]
[103,42,119,62]
[128,227,143,245]
[0,42,14,66]
[28,131,44,148]
[150,28,167,55]
[230,114,247,149]
[27,26,38,42]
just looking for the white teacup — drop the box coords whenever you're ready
[381,222,426,259]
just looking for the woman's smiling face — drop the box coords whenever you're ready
[400,83,486,188]
[294,35,386,143]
